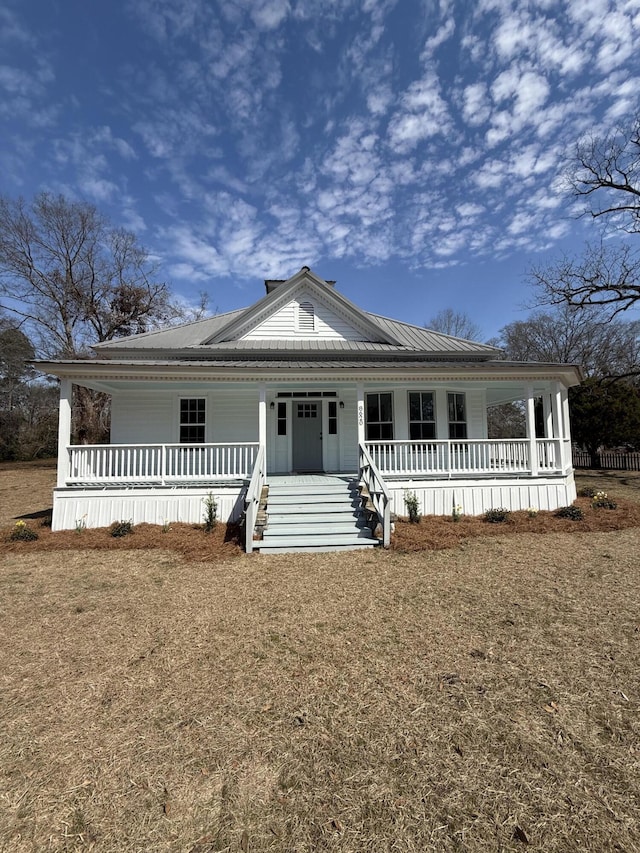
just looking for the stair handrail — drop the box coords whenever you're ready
[244,444,266,553]
[359,442,391,547]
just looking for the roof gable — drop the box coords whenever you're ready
[205,268,401,345]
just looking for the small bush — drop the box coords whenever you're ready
[404,490,421,524]
[578,486,597,498]
[203,493,218,533]
[484,507,510,524]
[110,519,134,538]
[9,520,38,541]
[555,505,584,521]
[591,491,617,510]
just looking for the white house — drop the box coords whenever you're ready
[37,267,582,552]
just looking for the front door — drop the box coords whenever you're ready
[292,401,323,471]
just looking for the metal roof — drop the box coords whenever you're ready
[93,310,501,358]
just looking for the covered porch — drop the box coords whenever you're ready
[49,370,577,535]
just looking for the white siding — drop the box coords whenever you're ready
[111,388,259,445]
[466,389,485,439]
[387,472,576,519]
[111,392,174,444]
[52,485,246,530]
[243,290,369,341]
[210,388,259,443]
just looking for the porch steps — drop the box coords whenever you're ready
[256,477,379,553]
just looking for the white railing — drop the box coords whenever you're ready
[67,443,260,485]
[365,439,565,477]
[244,445,266,553]
[359,443,391,547]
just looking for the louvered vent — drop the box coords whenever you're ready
[298,301,315,332]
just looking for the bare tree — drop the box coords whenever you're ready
[0,193,183,357]
[426,308,482,341]
[533,115,640,314]
[570,115,640,234]
[497,305,640,380]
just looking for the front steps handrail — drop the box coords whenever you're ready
[244,445,266,552]
[359,443,391,547]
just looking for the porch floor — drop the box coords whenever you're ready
[266,473,357,486]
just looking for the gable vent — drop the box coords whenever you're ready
[298,301,315,332]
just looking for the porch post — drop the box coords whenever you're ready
[561,387,571,463]
[57,378,72,488]
[551,382,564,466]
[356,382,365,446]
[525,383,538,476]
[258,383,267,464]
[543,393,553,438]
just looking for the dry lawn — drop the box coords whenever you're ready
[0,464,639,852]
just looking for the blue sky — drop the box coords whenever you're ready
[1,0,639,340]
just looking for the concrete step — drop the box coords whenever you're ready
[263,522,370,537]
[266,502,360,515]
[268,492,358,505]
[257,532,377,552]
[256,477,376,554]
[267,484,354,496]
[257,543,377,553]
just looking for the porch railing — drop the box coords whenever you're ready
[365,439,567,477]
[359,443,391,547]
[67,442,260,485]
[244,445,266,553]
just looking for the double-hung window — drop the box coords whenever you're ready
[408,392,436,439]
[366,392,393,440]
[180,398,206,443]
[448,393,467,439]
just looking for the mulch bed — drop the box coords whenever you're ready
[2,497,640,557]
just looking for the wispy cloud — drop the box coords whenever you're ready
[1,0,640,295]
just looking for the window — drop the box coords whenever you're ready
[298,301,315,332]
[366,392,393,440]
[448,393,467,439]
[409,392,436,439]
[277,402,287,436]
[328,400,337,435]
[297,402,318,418]
[180,398,206,443]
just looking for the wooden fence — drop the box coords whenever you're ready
[572,451,640,471]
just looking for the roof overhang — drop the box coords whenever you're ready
[33,358,584,395]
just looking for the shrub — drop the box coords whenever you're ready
[404,490,421,524]
[591,491,617,510]
[110,519,134,538]
[555,505,584,521]
[9,520,38,541]
[484,507,510,524]
[578,486,597,498]
[451,503,463,523]
[203,493,218,533]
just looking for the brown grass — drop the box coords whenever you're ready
[0,465,639,851]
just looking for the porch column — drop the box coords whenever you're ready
[561,387,571,466]
[525,383,538,476]
[57,378,72,488]
[551,382,564,467]
[543,393,553,438]
[258,383,267,452]
[356,382,365,445]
